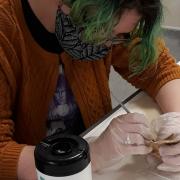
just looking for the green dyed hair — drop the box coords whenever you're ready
[63,0,163,74]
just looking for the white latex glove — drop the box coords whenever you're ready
[156,112,180,172]
[89,113,153,171]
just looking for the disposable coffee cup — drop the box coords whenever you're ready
[34,134,92,180]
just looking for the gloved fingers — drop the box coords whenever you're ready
[158,125,180,140]
[117,123,154,140]
[160,119,180,126]
[116,113,150,127]
[157,112,180,139]
[116,133,146,145]
[159,142,180,156]
[159,112,180,121]
[159,120,180,128]
[108,127,144,145]
[157,112,180,140]
[123,145,152,155]
[157,163,180,172]
[161,155,180,166]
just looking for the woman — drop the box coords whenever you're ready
[0,0,180,179]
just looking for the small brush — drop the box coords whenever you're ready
[119,102,131,113]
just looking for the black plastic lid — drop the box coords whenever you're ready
[34,134,90,177]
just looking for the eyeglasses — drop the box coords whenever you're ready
[103,36,132,47]
[110,36,131,45]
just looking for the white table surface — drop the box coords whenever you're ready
[83,91,180,180]
[83,91,161,139]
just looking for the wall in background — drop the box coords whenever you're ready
[162,0,180,28]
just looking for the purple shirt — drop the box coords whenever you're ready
[47,66,84,136]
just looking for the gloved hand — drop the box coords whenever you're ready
[89,113,153,172]
[156,112,180,172]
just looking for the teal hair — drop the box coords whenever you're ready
[64,0,120,43]
[63,0,163,74]
[129,1,163,75]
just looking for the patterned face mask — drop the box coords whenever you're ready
[55,6,109,60]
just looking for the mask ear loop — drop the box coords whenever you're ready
[58,0,71,15]
[58,0,63,9]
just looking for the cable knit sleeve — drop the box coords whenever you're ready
[0,46,26,179]
[111,39,180,98]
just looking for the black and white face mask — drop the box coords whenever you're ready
[55,6,109,60]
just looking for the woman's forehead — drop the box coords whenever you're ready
[119,8,142,19]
